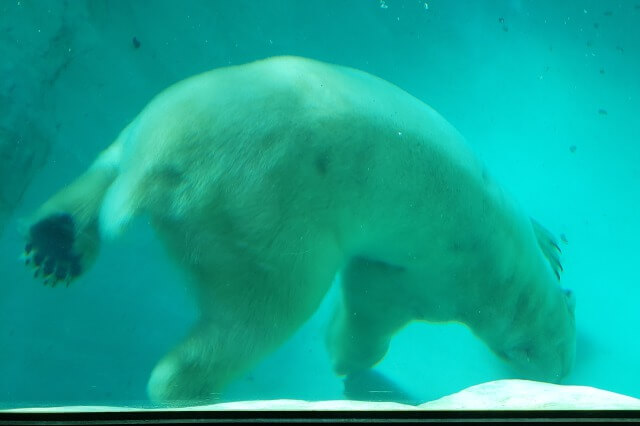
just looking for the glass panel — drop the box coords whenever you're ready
[1,0,638,416]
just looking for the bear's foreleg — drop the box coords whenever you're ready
[327,257,414,376]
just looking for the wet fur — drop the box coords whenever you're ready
[23,56,576,404]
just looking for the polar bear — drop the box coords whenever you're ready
[21,56,576,404]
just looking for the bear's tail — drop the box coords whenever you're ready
[99,175,137,240]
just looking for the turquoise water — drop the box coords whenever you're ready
[0,0,638,409]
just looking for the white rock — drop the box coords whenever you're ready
[4,380,639,412]
[419,380,640,410]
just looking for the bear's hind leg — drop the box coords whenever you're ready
[146,243,340,405]
[147,319,236,405]
[21,140,123,285]
[147,297,331,405]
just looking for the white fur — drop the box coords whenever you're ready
[29,56,576,404]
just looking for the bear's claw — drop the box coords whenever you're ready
[23,213,82,287]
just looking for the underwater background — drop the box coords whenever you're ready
[0,0,638,408]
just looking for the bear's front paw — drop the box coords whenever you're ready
[23,213,82,286]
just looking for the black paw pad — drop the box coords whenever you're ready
[23,213,82,286]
